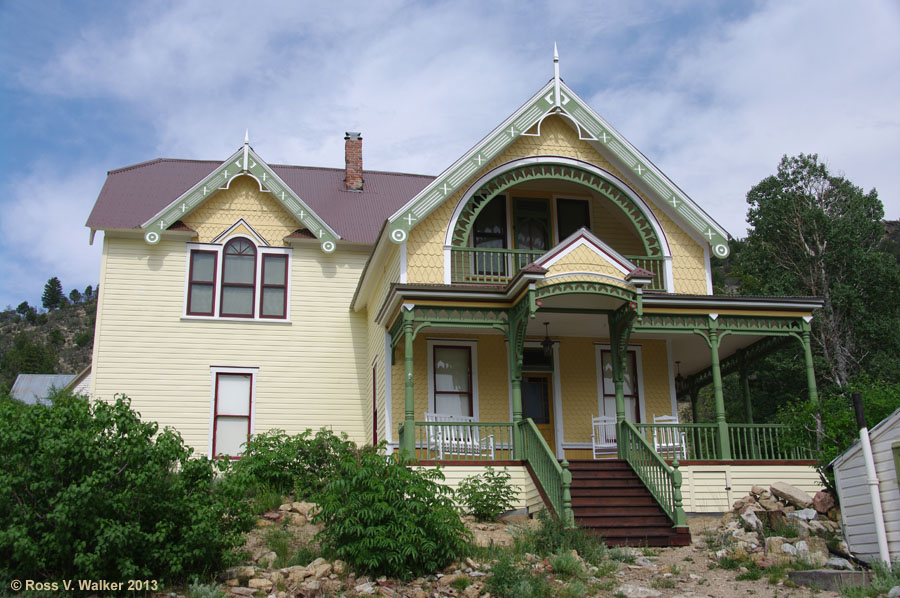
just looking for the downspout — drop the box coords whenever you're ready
[853,393,891,565]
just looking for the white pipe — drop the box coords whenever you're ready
[859,426,891,565]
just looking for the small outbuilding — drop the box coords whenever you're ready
[831,406,900,563]
[10,374,76,405]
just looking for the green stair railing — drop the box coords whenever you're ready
[519,419,574,527]
[620,420,687,527]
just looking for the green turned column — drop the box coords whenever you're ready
[709,325,731,460]
[608,309,630,459]
[801,327,819,403]
[509,327,524,459]
[402,310,415,455]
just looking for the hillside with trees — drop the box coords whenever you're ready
[0,278,97,393]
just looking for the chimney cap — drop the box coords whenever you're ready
[344,131,362,140]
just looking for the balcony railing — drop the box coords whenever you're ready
[449,246,667,290]
[410,421,515,461]
[634,423,812,461]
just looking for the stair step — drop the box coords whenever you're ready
[572,506,665,517]
[570,488,651,498]
[566,460,631,471]
[570,478,644,488]
[571,496,658,507]
[587,526,678,538]
[576,515,672,527]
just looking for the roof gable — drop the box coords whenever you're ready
[139,136,340,253]
[387,56,730,258]
[536,228,636,278]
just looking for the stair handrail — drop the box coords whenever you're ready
[518,418,574,527]
[620,420,687,527]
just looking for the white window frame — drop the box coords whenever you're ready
[551,194,593,246]
[594,343,647,424]
[426,339,479,419]
[208,366,259,458]
[183,236,292,322]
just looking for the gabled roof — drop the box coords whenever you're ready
[830,405,900,470]
[10,374,76,405]
[87,152,433,246]
[386,58,731,258]
[534,227,638,277]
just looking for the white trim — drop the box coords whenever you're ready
[504,339,513,421]
[212,218,270,246]
[594,344,647,424]
[426,339,480,418]
[384,331,393,444]
[551,342,564,458]
[665,256,675,293]
[666,338,678,418]
[399,242,408,284]
[443,156,672,260]
[208,365,259,459]
[704,245,713,295]
[540,237,631,275]
[442,245,451,285]
[561,442,594,450]
[185,236,292,322]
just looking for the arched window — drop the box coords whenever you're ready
[220,238,257,317]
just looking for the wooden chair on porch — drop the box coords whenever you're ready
[424,412,496,459]
[591,415,617,458]
[652,414,687,460]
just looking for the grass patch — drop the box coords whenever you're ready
[558,580,589,598]
[450,576,471,591]
[188,579,225,598]
[652,577,677,589]
[608,547,636,564]
[513,510,607,565]
[736,566,763,581]
[549,552,584,580]
[841,561,900,598]
[485,553,552,598]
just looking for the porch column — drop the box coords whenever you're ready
[801,327,819,404]
[739,360,754,424]
[709,326,731,460]
[608,306,635,459]
[689,387,700,424]
[402,309,415,455]
[508,331,524,459]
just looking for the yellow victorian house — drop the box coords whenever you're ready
[86,53,823,546]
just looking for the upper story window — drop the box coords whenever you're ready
[185,237,290,321]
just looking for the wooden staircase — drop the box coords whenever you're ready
[568,459,691,547]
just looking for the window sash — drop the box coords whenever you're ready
[556,198,591,241]
[187,250,217,316]
[220,240,257,318]
[260,254,288,319]
[432,345,473,417]
[213,373,252,458]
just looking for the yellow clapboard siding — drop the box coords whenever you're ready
[91,236,369,455]
[679,465,824,513]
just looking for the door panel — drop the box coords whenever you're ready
[522,374,554,452]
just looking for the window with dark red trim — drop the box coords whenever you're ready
[187,250,217,315]
[432,345,473,416]
[260,254,288,318]
[220,239,257,317]
[213,373,252,458]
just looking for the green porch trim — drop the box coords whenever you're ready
[449,162,663,257]
[141,137,339,253]
[680,335,791,394]
[387,78,730,257]
[535,280,636,304]
[609,304,638,458]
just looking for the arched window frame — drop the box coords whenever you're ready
[220,238,258,318]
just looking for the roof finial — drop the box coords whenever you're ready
[244,129,249,144]
[242,129,249,171]
[553,42,561,107]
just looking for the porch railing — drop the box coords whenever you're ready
[519,418,574,526]
[410,421,515,461]
[620,420,686,527]
[449,246,666,290]
[634,422,811,461]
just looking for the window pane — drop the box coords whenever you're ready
[189,284,213,314]
[215,416,249,456]
[435,393,471,417]
[263,255,287,286]
[191,252,216,282]
[217,374,251,415]
[224,254,255,284]
[473,197,507,246]
[222,286,253,315]
[557,199,591,240]
[261,287,285,318]
[522,380,549,424]
[434,347,470,392]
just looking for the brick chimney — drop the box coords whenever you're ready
[344,132,363,191]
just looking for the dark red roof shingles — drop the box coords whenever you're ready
[86,158,435,245]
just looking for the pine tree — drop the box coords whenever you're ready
[69,289,81,303]
[42,277,63,310]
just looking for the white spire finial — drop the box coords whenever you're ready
[244,129,249,144]
[242,129,250,171]
[553,42,561,107]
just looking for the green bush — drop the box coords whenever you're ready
[0,393,255,584]
[74,331,92,347]
[313,446,471,579]
[485,553,552,598]
[221,428,357,500]
[457,466,518,521]
[515,509,607,565]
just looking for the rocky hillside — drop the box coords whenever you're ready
[0,291,97,392]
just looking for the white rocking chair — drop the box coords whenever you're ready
[652,414,687,460]
[424,412,495,459]
[591,415,617,459]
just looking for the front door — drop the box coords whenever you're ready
[522,374,555,452]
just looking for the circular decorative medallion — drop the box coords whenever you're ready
[713,243,729,257]
[144,231,160,244]
[391,228,408,243]
[322,241,336,253]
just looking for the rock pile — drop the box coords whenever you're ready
[713,483,852,570]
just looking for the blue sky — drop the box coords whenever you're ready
[1,1,898,309]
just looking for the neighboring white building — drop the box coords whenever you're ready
[831,407,900,563]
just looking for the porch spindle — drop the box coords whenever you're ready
[402,310,415,455]
[709,325,731,460]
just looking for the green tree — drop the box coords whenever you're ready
[68,288,81,303]
[83,285,93,299]
[0,334,57,388]
[42,277,64,311]
[739,154,900,388]
[15,301,31,316]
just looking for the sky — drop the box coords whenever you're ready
[1,0,898,309]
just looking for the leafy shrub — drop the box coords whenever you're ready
[0,393,255,584]
[549,551,584,580]
[515,509,607,565]
[221,428,357,499]
[188,579,225,598]
[313,446,471,579]
[457,466,518,521]
[485,553,552,598]
[74,331,92,347]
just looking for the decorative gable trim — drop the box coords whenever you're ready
[387,64,731,258]
[140,136,340,253]
[535,228,636,277]
[212,218,270,246]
